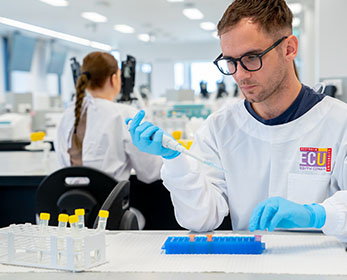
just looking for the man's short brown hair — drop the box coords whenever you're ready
[217,0,293,37]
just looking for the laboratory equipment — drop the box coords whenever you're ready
[0,113,31,141]
[25,132,52,164]
[161,235,265,254]
[96,210,109,231]
[69,215,79,233]
[118,55,136,102]
[160,132,228,173]
[75,208,85,229]
[200,80,209,98]
[58,214,68,229]
[0,223,106,271]
[70,57,81,86]
[127,119,227,173]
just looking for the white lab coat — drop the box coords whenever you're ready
[55,95,162,184]
[161,96,347,240]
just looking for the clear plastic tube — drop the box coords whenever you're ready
[74,209,85,230]
[57,214,68,265]
[97,210,109,231]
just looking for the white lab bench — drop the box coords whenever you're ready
[0,230,346,280]
[0,151,59,176]
[0,151,60,227]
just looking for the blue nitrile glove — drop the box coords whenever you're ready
[125,110,180,159]
[249,197,326,232]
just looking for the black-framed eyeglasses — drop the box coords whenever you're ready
[213,36,288,75]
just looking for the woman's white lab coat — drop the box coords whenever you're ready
[55,95,162,184]
[161,96,347,240]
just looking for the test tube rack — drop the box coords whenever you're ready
[162,235,265,254]
[0,223,106,272]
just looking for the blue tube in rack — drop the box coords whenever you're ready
[161,235,265,255]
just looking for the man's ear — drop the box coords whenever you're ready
[285,35,298,62]
[110,73,117,87]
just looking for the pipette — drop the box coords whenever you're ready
[160,133,228,173]
[128,121,228,173]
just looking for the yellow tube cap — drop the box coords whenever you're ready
[30,131,45,142]
[99,210,109,218]
[40,212,50,220]
[58,213,69,223]
[69,215,78,224]
[75,208,85,216]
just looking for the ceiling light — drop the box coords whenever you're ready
[167,0,184,2]
[182,8,204,20]
[288,3,303,15]
[138,33,155,42]
[200,22,216,31]
[39,0,69,7]
[0,16,111,51]
[81,12,107,23]
[114,24,135,34]
[292,17,301,27]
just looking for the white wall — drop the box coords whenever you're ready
[318,0,347,78]
[299,0,317,86]
[151,61,175,98]
[0,39,4,93]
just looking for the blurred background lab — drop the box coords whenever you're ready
[0,0,347,230]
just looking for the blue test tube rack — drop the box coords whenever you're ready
[161,235,265,255]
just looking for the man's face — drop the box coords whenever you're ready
[220,19,287,104]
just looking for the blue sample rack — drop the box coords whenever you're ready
[162,235,265,255]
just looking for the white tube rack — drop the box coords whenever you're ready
[0,223,106,272]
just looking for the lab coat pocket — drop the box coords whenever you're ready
[287,173,330,204]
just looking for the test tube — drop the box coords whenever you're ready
[68,215,79,234]
[57,214,68,264]
[38,212,50,262]
[69,215,82,267]
[97,210,109,231]
[74,209,85,230]
[39,212,50,233]
[58,214,69,230]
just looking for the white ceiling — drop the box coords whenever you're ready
[0,0,232,49]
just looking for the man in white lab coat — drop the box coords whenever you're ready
[127,0,347,240]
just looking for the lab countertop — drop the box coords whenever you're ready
[0,151,59,176]
[0,230,347,280]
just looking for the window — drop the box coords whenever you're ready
[190,62,223,93]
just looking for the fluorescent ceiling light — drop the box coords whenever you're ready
[138,33,155,42]
[292,17,301,27]
[182,8,204,20]
[0,16,111,51]
[39,0,69,7]
[167,0,184,2]
[200,22,216,31]
[81,12,107,23]
[288,3,303,15]
[114,24,135,34]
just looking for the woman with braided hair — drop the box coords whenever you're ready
[54,51,162,184]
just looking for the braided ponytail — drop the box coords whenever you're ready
[74,72,89,133]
